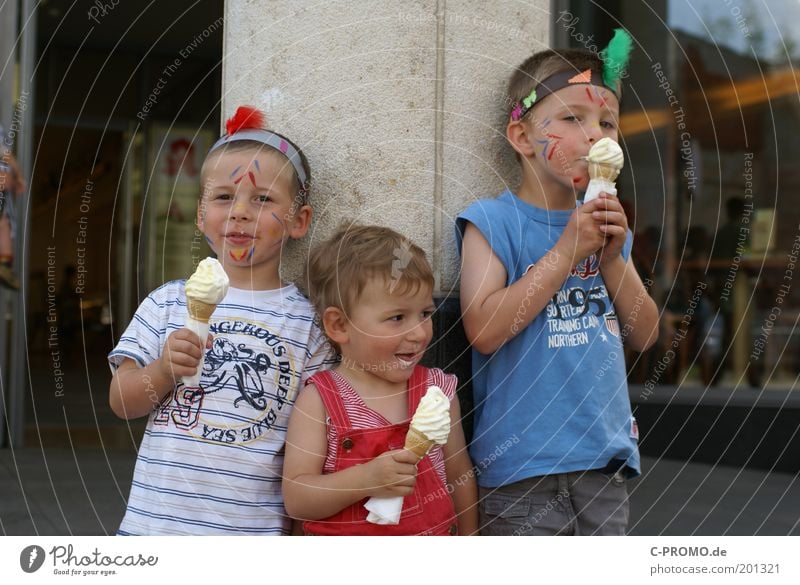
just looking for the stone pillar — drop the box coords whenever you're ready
[225,0,549,436]
[223,0,550,290]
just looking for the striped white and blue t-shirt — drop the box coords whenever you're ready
[109,280,337,535]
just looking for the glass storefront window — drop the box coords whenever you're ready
[556,0,800,389]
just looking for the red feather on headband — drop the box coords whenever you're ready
[225,106,266,135]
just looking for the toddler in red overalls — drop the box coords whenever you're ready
[283,224,478,535]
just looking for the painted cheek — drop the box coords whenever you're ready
[535,138,551,163]
[266,212,286,238]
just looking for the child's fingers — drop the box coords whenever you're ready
[580,198,607,213]
[596,195,624,212]
[167,339,203,360]
[393,470,417,485]
[173,328,203,345]
[599,224,627,236]
[206,334,214,349]
[167,349,202,369]
[592,210,627,225]
[387,484,415,497]
[392,449,423,466]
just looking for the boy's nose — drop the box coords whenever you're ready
[229,202,251,220]
[586,123,603,143]
[406,320,430,342]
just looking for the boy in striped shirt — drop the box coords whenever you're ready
[109,107,336,535]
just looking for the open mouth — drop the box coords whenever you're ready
[395,353,419,368]
[225,232,255,246]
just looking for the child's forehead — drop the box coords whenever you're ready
[538,83,619,113]
[204,147,293,181]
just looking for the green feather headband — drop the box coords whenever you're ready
[510,28,633,121]
[601,28,633,88]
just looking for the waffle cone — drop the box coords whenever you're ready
[187,298,216,323]
[588,161,621,183]
[405,426,435,460]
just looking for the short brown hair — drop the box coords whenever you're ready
[305,223,434,336]
[507,49,617,119]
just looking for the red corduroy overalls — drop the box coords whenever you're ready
[303,367,458,535]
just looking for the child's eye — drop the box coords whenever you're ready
[563,115,579,122]
[256,194,272,203]
[215,193,233,201]
[601,120,616,130]
[422,310,434,319]
[388,314,404,322]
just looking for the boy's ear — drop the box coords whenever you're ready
[322,306,349,346]
[506,119,537,158]
[289,204,312,239]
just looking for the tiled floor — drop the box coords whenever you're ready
[1,449,797,535]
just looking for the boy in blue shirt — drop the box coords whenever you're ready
[456,32,659,535]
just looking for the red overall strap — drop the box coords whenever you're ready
[307,371,352,431]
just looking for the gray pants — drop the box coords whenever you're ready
[478,471,629,535]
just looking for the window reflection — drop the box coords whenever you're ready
[559,0,800,388]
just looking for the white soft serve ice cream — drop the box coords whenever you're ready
[586,137,624,168]
[185,257,229,303]
[410,386,450,444]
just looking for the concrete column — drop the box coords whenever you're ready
[223,0,549,291]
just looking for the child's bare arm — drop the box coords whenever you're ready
[595,194,659,352]
[282,384,419,521]
[443,397,478,535]
[109,329,210,419]
[600,256,659,352]
[461,201,609,354]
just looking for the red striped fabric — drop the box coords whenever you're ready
[321,368,457,485]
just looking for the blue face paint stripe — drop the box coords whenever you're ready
[536,138,550,160]
[230,166,242,179]
[253,159,261,173]
[271,212,282,224]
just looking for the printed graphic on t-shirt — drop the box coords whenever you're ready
[152,318,297,444]
[570,254,600,280]
[542,254,620,349]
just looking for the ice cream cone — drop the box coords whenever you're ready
[404,426,435,460]
[589,161,621,183]
[187,298,216,323]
